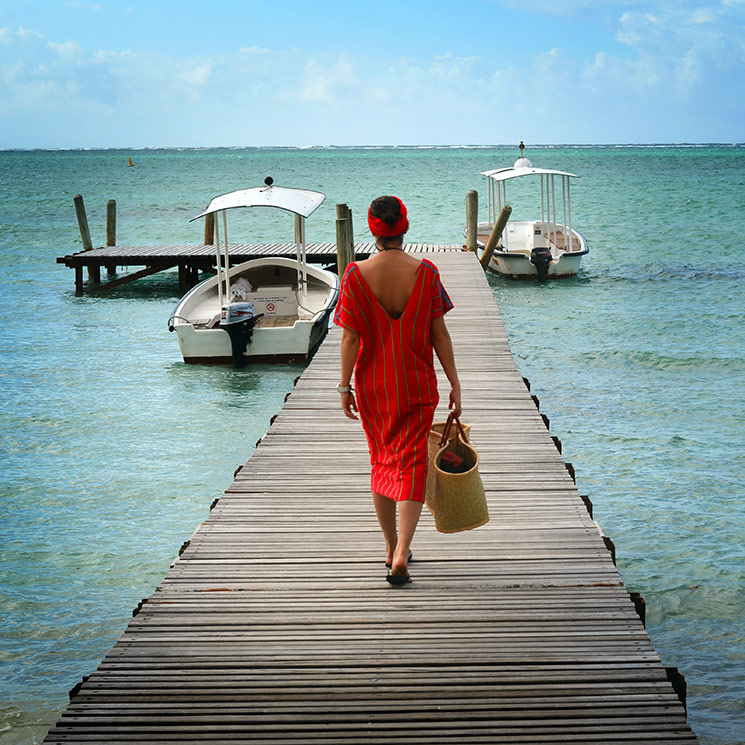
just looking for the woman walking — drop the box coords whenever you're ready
[334,195,461,584]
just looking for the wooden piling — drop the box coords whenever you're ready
[74,266,84,296]
[204,212,215,246]
[346,206,355,262]
[73,195,93,253]
[73,194,100,285]
[106,200,116,247]
[466,190,478,251]
[106,200,116,276]
[480,204,512,269]
[336,204,353,276]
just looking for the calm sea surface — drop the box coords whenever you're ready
[1,146,743,744]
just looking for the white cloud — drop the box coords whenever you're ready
[297,55,358,104]
[17,26,45,42]
[239,46,274,55]
[690,8,717,23]
[613,1,745,99]
[180,62,212,89]
[49,40,83,57]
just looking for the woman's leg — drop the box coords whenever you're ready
[391,500,423,576]
[371,491,398,566]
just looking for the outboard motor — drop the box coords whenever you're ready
[219,302,264,367]
[530,247,552,282]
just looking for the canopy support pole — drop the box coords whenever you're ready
[222,210,230,301]
[295,214,307,298]
[567,177,573,252]
[562,176,568,252]
[214,211,224,309]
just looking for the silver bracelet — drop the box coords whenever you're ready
[336,384,353,394]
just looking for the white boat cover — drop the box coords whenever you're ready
[481,166,579,182]
[190,185,326,221]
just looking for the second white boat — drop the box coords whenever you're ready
[477,144,589,280]
[169,180,339,365]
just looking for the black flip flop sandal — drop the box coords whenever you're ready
[386,571,412,585]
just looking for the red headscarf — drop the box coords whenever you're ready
[367,196,409,237]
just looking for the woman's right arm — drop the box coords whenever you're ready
[430,315,462,417]
[339,327,361,420]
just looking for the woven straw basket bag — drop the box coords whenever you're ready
[426,413,489,533]
[425,419,471,501]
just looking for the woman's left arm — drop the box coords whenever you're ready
[431,315,462,417]
[339,327,361,420]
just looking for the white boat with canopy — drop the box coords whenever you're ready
[168,178,339,365]
[477,144,589,279]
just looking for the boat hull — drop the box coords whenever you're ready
[175,316,332,364]
[476,220,588,279]
[483,249,585,279]
[170,256,339,364]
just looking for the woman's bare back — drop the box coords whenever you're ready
[356,251,423,319]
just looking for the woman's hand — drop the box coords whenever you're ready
[448,386,462,418]
[341,391,359,420]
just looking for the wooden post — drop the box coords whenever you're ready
[73,194,100,283]
[106,200,116,246]
[466,190,478,251]
[336,204,352,276]
[347,207,355,261]
[106,199,116,276]
[204,213,215,245]
[480,204,512,270]
[73,194,93,252]
[74,266,84,296]
[665,667,687,710]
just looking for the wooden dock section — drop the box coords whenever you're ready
[45,252,698,744]
[56,242,461,294]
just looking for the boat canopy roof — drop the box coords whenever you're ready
[190,185,326,221]
[481,166,579,183]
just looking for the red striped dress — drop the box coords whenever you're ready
[334,258,454,502]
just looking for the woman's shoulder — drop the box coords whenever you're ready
[419,257,441,275]
[341,261,361,280]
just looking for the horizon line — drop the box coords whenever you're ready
[2,142,744,153]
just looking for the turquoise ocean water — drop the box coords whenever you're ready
[0,145,743,744]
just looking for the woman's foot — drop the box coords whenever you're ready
[385,550,412,569]
[388,546,411,579]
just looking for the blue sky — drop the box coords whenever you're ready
[1,0,744,147]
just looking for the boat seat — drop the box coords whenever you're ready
[546,230,580,252]
[255,314,298,328]
[192,314,221,329]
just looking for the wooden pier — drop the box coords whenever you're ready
[45,251,698,744]
[56,242,461,295]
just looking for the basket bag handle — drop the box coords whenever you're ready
[438,412,469,448]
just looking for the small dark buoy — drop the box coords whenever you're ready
[264,176,273,186]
